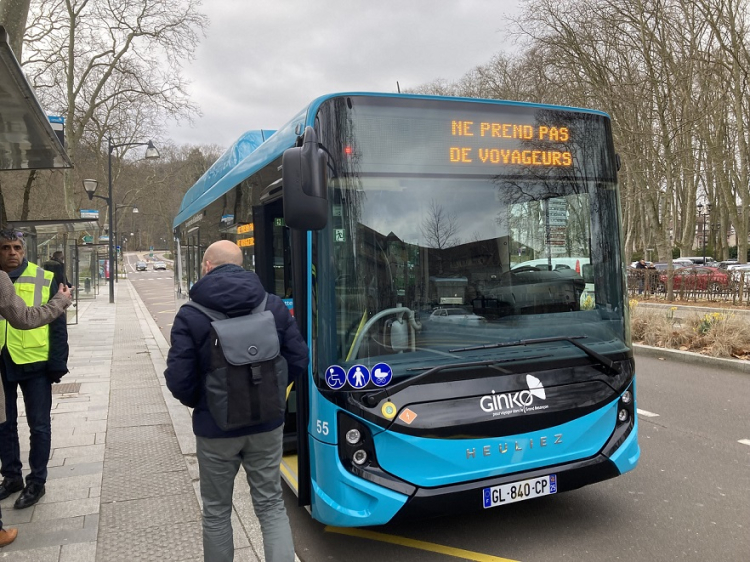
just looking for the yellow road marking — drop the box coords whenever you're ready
[325,526,520,562]
[280,455,298,490]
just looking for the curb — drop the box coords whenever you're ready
[635,301,750,318]
[633,343,750,374]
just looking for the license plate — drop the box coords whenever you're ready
[483,475,557,508]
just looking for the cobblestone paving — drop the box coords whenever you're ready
[95,293,203,562]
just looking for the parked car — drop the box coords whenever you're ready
[730,265,750,286]
[717,260,739,269]
[428,307,486,325]
[514,256,589,273]
[152,261,167,271]
[135,261,148,271]
[679,256,716,265]
[658,266,730,293]
[651,259,694,271]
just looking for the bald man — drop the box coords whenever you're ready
[165,240,308,562]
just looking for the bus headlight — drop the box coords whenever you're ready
[345,429,361,445]
[336,412,417,497]
[617,383,635,426]
[352,450,368,465]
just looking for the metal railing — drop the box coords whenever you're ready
[627,268,750,304]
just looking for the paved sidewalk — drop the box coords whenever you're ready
[0,280,285,561]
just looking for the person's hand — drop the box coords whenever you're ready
[58,284,73,304]
[47,371,66,384]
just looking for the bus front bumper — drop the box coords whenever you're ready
[309,426,639,527]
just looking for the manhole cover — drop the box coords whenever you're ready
[52,382,81,394]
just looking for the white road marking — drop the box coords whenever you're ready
[637,409,660,417]
[739,439,750,447]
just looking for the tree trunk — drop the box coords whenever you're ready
[20,169,36,220]
[0,177,7,226]
[0,0,32,59]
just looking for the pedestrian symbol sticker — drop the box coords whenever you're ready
[371,363,392,387]
[325,365,346,390]
[346,364,370,389]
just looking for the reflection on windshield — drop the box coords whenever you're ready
[324,175,626,371]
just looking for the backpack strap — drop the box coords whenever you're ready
[252,293,268,314]
[184,292,268,319]
[182,300,227,322]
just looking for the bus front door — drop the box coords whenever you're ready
[254,199,312,507]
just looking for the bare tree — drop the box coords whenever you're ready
[420,200,460,249]
[21,0,208,217]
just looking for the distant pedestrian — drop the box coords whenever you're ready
[0,230,69,513]
[43,251,72,289]
[0,270,71,547]
[165,240,308,562]
[635,258,648,294]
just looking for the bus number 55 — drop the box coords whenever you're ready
[316,420,329,435]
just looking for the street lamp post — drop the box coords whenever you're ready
[83,138,159,303]
[697,203,712,265]
[114,205,138,283]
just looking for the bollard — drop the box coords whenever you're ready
[85,278,91,293]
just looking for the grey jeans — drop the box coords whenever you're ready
[196,426,294,562]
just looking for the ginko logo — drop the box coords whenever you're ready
[480,375,548,415]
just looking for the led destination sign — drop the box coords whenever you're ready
[333,96,615,180]
[449,120,572,167]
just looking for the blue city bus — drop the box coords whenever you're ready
[172,92,639,527]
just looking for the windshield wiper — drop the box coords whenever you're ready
[362,354,552,407]
[450,336,622,376]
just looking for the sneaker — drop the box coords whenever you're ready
[0,527,18,547]
[0,477,23,501]
[13,482,45,509]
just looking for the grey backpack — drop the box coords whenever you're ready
[183,294,288,431]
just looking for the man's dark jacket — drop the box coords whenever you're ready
[43,257,71,288]
[1,259,69,383]
[164,264,309,438]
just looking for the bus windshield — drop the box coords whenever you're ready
[315,96,627,384]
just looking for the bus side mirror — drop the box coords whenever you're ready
[282,126,328,230]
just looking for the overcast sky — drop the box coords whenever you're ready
[166,0,523,150]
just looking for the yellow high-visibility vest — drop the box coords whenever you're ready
[0,262,54,364]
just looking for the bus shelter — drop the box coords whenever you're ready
[1,25,83,322]
[4,219,102,324]
[0,25,71,171]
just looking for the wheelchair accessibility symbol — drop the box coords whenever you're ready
[325,365,346,390]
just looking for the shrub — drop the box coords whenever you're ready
[631,303,750,358]
[630,304,690,348]
[685,312,750,357]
